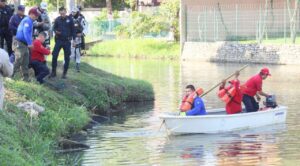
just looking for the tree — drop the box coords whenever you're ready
[106,0,113,13]
[159,0,180,41]
[25,0,65,11]
[287,0,300,43]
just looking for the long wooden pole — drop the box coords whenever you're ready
[200,64,249,98]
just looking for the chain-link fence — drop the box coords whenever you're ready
[183,1,300,44]
[87,19,121,41]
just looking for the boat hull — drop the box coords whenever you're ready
[159,106,287,135]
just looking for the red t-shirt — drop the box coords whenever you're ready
[243,74,262,97]
[31,39,51,62]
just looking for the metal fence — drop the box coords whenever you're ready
[184,2,300,43]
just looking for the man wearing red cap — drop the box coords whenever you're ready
[14,7,39,81]
[242,68,271,112]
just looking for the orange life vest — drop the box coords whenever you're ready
[180,88,204,112]
[218,86,236,104]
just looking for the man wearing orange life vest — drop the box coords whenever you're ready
[180,85,206,116]
[219,71,243,114]
[242,68,271,112]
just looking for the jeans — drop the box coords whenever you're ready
[242,94,259,112]
[30,61,50,84]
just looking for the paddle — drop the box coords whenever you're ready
[200,64,249,98]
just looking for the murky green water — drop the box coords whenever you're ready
[75,57,300,166]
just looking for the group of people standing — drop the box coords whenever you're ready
[180,68,272,116]
[0,0,87,84]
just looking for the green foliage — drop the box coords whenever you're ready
[97,8,109,21]
[124,0,138,11]
[89,39,180,59]
[94,9,121,34]
[0,104,56,165]
[113,0,180,41]
[115,25,131,39]
[25,0,64,11]
[114,11,168,39]
[25,0,130,11]
[159,0,180,41]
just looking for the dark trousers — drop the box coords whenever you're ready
[81,35,85,50]
[31,61,50,84]
[242,94,259,112]
[0,31,13,55]
[52,40,71,74]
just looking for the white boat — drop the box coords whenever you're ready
[159,106,287,135]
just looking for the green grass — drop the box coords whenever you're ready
[88,39,180,60]
[1,62,154,165]
[239,37,300,45]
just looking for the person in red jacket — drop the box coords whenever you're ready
[219,71,243,114]
[30,32,51,84]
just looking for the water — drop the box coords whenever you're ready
[76,57,300,166]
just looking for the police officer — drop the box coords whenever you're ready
[0,0,13,56]
[70,7,84,72]
[77,6,88,52]
[34,2,51,47]
[9,5,26,36]
[50,7,75,79]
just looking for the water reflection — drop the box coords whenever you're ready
[77,57,300,165]
[163,125,285,166]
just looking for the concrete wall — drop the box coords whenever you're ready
[182,42,300,65]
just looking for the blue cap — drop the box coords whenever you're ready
[18,5,25,11]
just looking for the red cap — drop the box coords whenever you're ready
[260,68,271,76]
[29,7,40,17]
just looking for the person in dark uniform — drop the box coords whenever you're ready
[70,7,84,72]
[0,0,13,56]
[50,7,75,79]
[77,6,87,52]
[9,5,25,37]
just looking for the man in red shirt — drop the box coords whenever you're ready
[242,68,271,112]
[30,32,51,84]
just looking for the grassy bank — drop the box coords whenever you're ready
[88,39,180,60]
[1,62,154,165]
